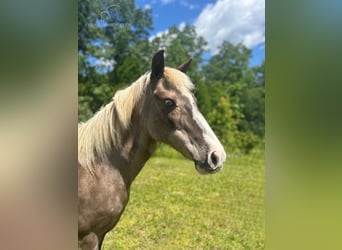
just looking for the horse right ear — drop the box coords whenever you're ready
[151,50,164,80]
[177,58,192,73]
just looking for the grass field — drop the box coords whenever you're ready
[103,147,264,249]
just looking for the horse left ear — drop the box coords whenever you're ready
[177,58,192,73]
[151,50,165,80]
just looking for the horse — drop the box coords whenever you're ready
[78,50,226,249]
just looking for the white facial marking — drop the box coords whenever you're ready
[188,93,227,168]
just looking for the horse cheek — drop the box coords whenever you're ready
[167,109,182,130]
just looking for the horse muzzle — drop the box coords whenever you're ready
[194,151,226,174]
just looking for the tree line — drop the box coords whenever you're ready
[78,0,264,153]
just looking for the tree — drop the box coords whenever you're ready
[240,60,265,136]
[78,0,153,121]
[150,24,207,79]
[240,86,265,137]
[203,42,251,132]
[203,41,251,84]
[203,41,265,151]
[196,81,212,117]
[207,95,237,149]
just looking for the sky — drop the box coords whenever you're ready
[135,0,265,66]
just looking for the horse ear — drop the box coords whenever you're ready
[151,50,165,80]
[177,58,192,73]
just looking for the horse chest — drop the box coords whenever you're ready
[78,164,129,236]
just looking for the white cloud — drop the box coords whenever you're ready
[143,4,151,9]
[178,21,186,30]
[160,0,198,9]
[149,22,187,42]
[161,0,174,4]
[180,0,199,10]
[194,0,265,53]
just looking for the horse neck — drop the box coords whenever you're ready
[113,106,157,186]
[108,76,156,186]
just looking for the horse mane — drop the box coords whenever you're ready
[78,67,194,172]
[78,72,150,172]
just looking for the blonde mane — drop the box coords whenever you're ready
[78,68,194,172]
[78,73,149,172]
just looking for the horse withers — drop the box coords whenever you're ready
[78,50,226,249]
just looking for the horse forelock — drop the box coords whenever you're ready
[163,67,194,93]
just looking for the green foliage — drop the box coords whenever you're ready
[235,131,262,154]
[103,151,265,249]
[78,0,152,119]
[204,41,251,84]
[201,42,264,152]
[110,56,145,87]
[78,95,94,122]
[207,96,235,146]
[78,2,265,153]
[150,24,207,81]
[195,81,212,117]
[241,85,265,137]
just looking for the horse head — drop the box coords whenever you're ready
[142,50,226,174]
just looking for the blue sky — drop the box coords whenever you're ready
[135,0,265,66]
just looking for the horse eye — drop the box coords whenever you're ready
[164,99,175,107]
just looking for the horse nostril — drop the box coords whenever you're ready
[210,151,219,166]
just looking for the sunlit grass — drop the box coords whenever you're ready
[103,148,264,249]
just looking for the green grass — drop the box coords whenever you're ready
[103,149,264,249]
